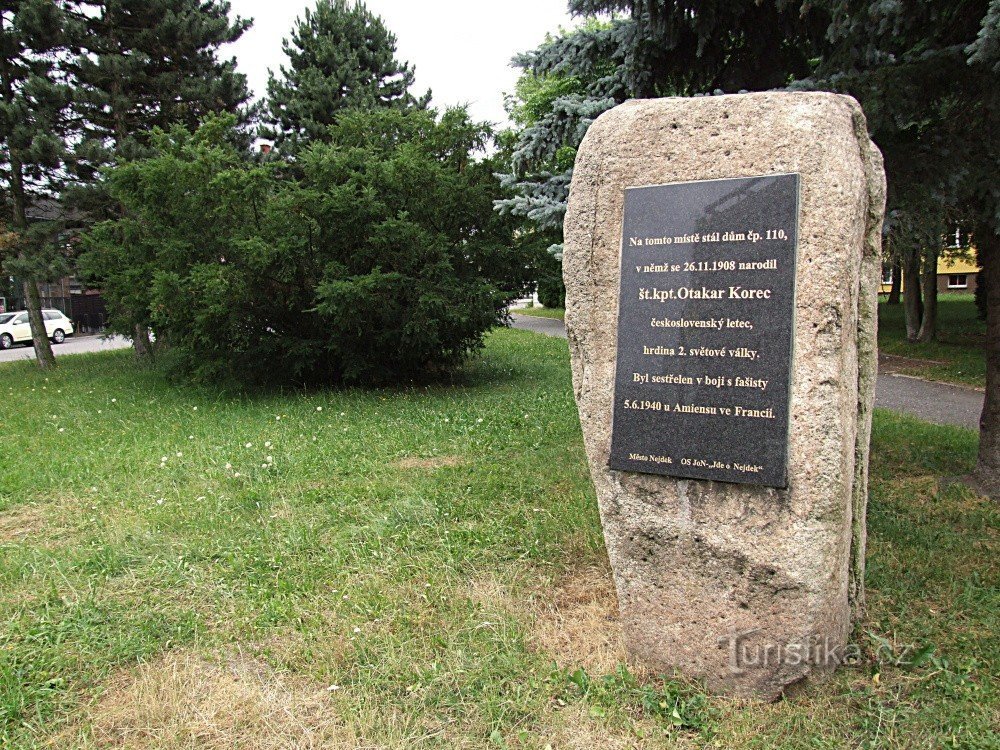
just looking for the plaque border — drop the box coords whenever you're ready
[607,172,802,488]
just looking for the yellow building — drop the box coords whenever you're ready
[880,254,978,295]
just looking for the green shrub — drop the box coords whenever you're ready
[536,250,565,308]
[83,111,532,384]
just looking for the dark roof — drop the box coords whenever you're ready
[25,197,87,223]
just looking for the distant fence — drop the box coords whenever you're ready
[67,294,108,333]
[23,294,109,334]
[38,295,71,315]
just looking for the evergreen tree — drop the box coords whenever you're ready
[504,1,1000,491]
[84,110,530,385]
[0,0,78,368]
[71,0,253,172]
[496,23,617,246]
[263,0,429,153]
[70,0,253,356]
[797,1,989,345]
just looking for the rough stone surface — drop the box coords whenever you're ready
[563,93,885,699]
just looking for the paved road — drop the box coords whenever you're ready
[0,333,132,364]
[510,313,984,431]
[874,372,982,431]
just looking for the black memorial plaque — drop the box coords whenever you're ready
[608,173,799,487]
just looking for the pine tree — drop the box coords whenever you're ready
[806,0,999,491]
[263,0,429,153]
[0,0,78,368]
[798,1,988,346]
[495,24,617,257]
[71,0,252,172]
[70,0,253,356]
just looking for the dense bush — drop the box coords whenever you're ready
[83,111,533,384]
[535,249,566,309]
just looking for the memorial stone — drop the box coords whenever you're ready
[563,93,885,698]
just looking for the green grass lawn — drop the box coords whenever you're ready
[512,306,565,320]
[1,329,996,748]
[878,294,986,387]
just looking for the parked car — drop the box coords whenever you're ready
[0,309,75,349]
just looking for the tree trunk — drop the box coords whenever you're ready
[4,112,55,368]
[975,227,1000,494]
[888,260,902,304]
[132,323,153,360]
[23,278,55,368]
[916,248,938,342]
[902,246,923,341]
[1,16,54,369]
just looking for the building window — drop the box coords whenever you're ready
[948,274,968,289]
[882,267,894,285]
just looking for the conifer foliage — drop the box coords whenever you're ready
[263,0,429,152]
[70,0,253,357]
[501,0,1000,490]
[497,3,825,255]
[805,0,999,488]
[85,111,524,385]
[71,0,253,173]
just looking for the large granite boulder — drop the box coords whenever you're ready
[563,93,885,698]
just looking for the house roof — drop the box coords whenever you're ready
[25,197,87,224]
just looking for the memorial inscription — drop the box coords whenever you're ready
[608,173,799,487]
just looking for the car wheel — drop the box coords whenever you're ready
[0,333,11,350]
[51,329,65,344]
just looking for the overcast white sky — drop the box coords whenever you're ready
[227,0,578,128]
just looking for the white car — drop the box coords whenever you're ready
[0,309,75,349]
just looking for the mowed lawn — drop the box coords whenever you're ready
[0,329,997,748]
[878,294,986,387]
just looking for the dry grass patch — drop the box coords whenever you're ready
[531,565,628,675]
[0,499,86,547]
[51,649,357,749]
[470,563,628,675]
[0,502,50,542]
[394,455,463,470]
[1,494,144,549]
[248,618,357,676]
[527,703,671,750]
